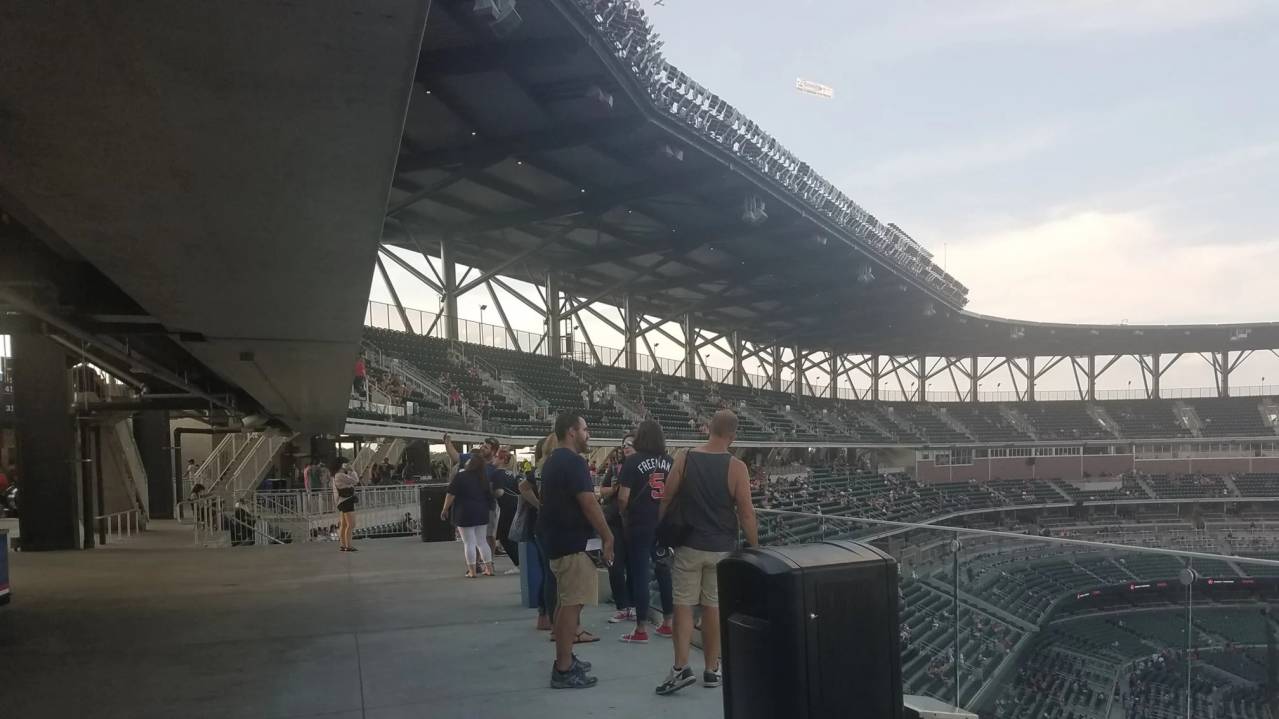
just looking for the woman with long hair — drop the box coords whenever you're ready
[441,452,495,577]
[332,462,360,552]
[616,420,675,642]
[599,437,635,624]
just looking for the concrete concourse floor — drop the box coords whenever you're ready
[1,521,723,719]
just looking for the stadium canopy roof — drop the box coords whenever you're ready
[388,0,1278,359]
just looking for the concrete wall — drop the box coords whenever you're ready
[916,454,1134,483]
[170,418,215,466]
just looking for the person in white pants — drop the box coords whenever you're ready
[441,453,496,577]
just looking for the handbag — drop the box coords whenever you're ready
[656,451,692,547]
[656,496,690,547]
[337,486,358,504]
[508,496,534,543]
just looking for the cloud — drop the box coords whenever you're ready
[955,0,1270,35]
[949,209,1279,325]
[843,0,1274,66]
[847,123,1068,187]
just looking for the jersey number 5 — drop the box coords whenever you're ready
[648,472,666,500]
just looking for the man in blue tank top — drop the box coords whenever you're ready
[655,410,758,696]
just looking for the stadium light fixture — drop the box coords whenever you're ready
[856,265,875,284]
[742,195,768,226]
[922,303,936,317]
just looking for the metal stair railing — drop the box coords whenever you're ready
[186,432,253,499]
[352,441,381,478]
[219,433,295,497]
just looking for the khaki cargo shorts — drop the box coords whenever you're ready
[672,546,729,607]
[550,551,599,607]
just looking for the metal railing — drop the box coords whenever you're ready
[94,509,141,542]
[186,432,253,497]
[220,433,293,497]
[366,302,1279,406]
[181,485,425,547]
[754,507,1279,716]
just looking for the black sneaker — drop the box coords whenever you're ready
[551,663,598,689]
[656,666,697,696]
[572,654,592,672]
[703,666,722,688]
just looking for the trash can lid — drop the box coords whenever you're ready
[724,540,894,575]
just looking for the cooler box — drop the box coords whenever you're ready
[718,541,901,719]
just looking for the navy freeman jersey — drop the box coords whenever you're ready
[621,452,673,528]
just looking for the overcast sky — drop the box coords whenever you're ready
[370,0,1279,395]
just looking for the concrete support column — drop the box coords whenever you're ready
[793,345,803,402]
[133,411,173,519]
[1026,356,1036,402]
[545,272,561,359]
[969,356,979,402]
[623,294,637,371]
[1220,350,1231,398]
[1087,355,1097,401]
[829,353,838,400]
[683,315,696,380]
[1151,353,1161,399]
[440,236,459,342]
[771,346,782,392]
[871,355,881,401]
[916,356,927,402]
[730,331,743,386]
[13,330,81,550]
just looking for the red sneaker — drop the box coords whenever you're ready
[655,625,673,638]
[620,630,649,643]
[607,609,634,624]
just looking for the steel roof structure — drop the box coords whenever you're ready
[384,0,1279,362]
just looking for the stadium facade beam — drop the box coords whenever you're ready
[683,315,696,380]
[787,342,798,399]
[870,355,881,401]
[484,281,520,353]
[731,331,743,386]
[622,294,637,371]
[1087,355,1097,401]
[375,254,414,334]
[1026,356,1036,402]
[440,235,459,341]
[970,356,979,402]
[379,244,442,294]
[545,272,561,358]
[917,356,927,402]
[772,346,783,392]
[455,231,570,297]
[829,353,838,400]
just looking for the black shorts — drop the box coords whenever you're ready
[337,497,357,513]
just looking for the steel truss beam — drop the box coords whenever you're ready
[376,254,414,334]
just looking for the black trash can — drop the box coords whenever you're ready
[419,484,453,542]
[718,541,901,719]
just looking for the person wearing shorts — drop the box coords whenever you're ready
[655,410,758,696]
[331,463,360,552]
[537,412,614,690]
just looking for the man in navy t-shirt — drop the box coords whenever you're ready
[537,412,614,689]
